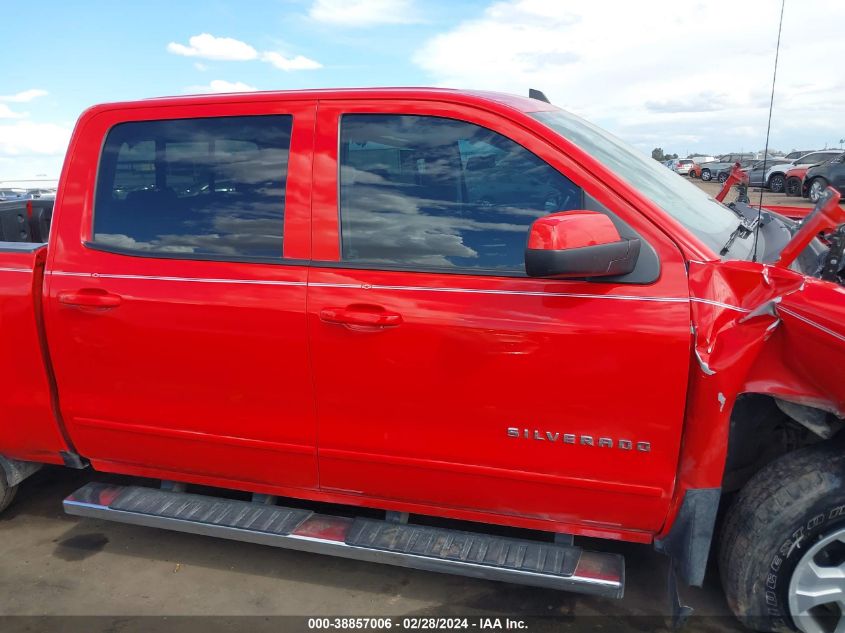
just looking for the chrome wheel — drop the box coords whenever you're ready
[701,169,712,181]
[789,526,845,633]
[810,179,825,203]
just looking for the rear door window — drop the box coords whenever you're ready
[94,115,293,260]
[338,114,582,273]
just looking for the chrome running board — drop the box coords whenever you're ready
[64,482,624,599]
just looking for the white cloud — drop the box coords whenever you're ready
[414,0,845,154]
[0,120,72,156]
[309,0,419,26]
[185,79,258,94]
[168,33,322,73]
[167,33,258,61]
[0,104,27,119]
[261,52,323,71]
[0,89,48,103]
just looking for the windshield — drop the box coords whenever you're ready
[532,109,752,258]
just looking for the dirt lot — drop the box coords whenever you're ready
[0,467,748,633]
[690,176,814,208]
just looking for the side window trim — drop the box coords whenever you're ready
[81,240,310,267]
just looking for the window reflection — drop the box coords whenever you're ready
[94,116,292,259]
[339,114,582,272]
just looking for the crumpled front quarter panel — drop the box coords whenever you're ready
[770,279,845,413]
[663,259,845,535]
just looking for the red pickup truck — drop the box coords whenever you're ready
[1,88,844,632]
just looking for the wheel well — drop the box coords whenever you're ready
[656,394,839,589]
[722,393,841,492]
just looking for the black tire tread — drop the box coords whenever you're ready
[718,444,844,631]
[0,469,17,514]
[769,173,786,192]
[0,485,16,513]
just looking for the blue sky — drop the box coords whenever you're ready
[3,0,844,181]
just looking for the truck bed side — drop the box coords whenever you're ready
[0,206,69,464]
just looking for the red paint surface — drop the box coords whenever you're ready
[785,166,809,181]
[526,211,620,250]
[765,205,815,221]
[715,163,749,203]
[776,189,842,267]
[0,247,69,463]
[1,88,844,545]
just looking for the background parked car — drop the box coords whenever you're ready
[687,156,716,178]
[697,153,757,181]
[699,152,756,181]
[764,149,841,192]
[0,188,27,201]
[671,158,695,175]
[25,188,56,199]
[784,166,809,196]
[721,158,790,186]
[783,149,816,160]
[803,152,845,202]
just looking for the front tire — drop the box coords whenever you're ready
[719,444,845,633]
[809,178,828,203]
[0,468,17,514]
[769,173,786,193]
[701,168,712,181]
[718,172,729,183]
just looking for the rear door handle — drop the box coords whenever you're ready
[320,305,403,328]
[57,289,122,309]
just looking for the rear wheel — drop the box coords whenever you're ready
[809,178,828,203]
[0,468,17,514]
[718,172,729,183]
[785,177,802,196]
[719,444,845,632]
[701,168,712,181]
[769,173,786,193]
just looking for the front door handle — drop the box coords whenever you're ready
[320,304,403,328]
[57,289,122,309]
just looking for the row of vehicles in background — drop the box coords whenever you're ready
[783,153,845,202]
[0,187,57,201]
[666,150,845,202]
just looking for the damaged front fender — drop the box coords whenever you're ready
[661,258,845,543]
